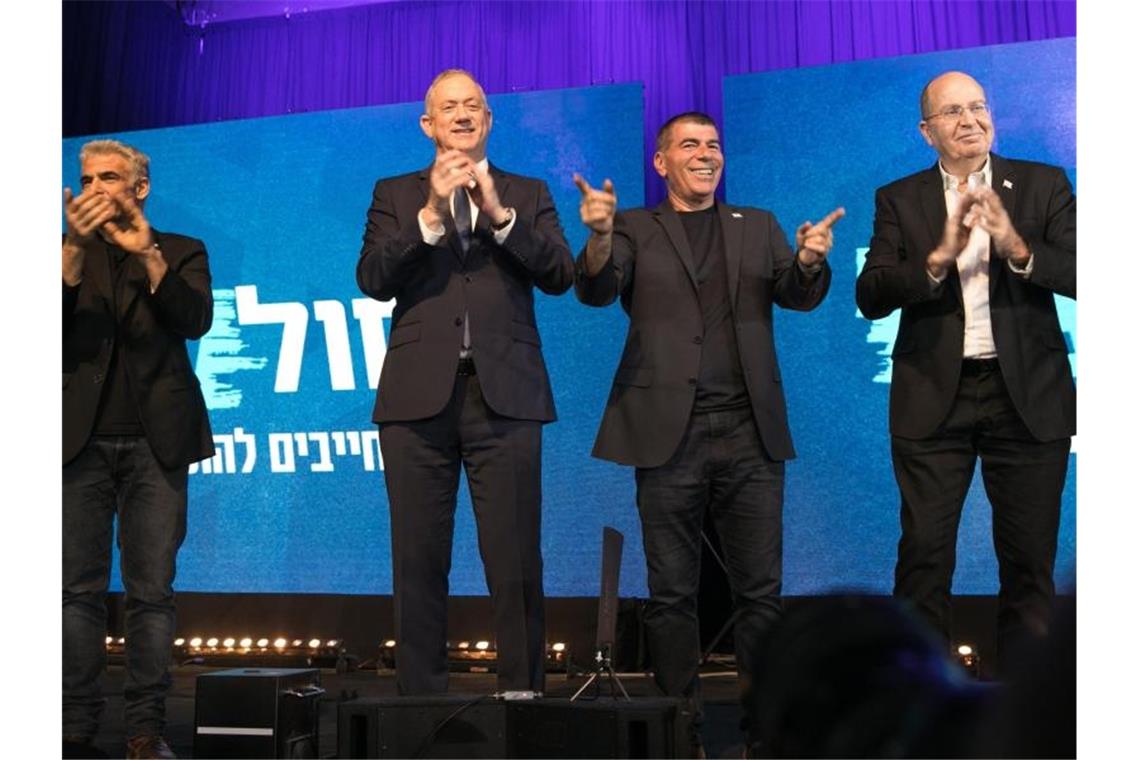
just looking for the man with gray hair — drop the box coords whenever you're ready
[63,139,215,758]
[357,69,572,695]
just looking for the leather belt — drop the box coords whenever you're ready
[961,357,1000,374]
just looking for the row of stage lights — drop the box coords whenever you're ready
[106,636,340,650]
[377,639,569,673]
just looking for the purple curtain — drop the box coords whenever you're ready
[63,0,1075,205]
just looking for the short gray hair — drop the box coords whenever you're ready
[79,139,150,185]
[423,69,487,116]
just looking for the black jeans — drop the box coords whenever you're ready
[62,436,188,739]
[891,360,1070,667]
[635,406,784,736]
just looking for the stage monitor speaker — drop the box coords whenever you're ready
[337,696,690,758]
[338,695,505,759]
[194,667,324,759]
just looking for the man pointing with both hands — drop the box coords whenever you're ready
[573,111,843,753]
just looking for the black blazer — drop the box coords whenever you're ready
[855,154,1076,442]
[575,201,831,468]
[357,164,573,423]
[62,231,215,468]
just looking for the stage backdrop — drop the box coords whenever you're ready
[62,83,650,596]
[723,37,1076,594]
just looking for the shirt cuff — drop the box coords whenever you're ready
[1008,252,1034,277]
[491,208,516,245]
[927,268,948,289]
[418,208,446,246]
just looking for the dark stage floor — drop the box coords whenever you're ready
[87,661,748,758]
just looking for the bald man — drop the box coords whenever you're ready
[855,72,1075,670]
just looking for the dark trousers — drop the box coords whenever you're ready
[380,372,545,694]
[891,360,1070,666]
[62,436,188,740]
[634,406,784,732]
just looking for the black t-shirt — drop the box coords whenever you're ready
[678,205,750,412]
[92,240,145,436]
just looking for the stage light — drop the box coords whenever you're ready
[207,637,219,647]
[223,637,236,648]
[954,641,980,676]
[174,638,185,646]
[384,640,396,648]
[117,637,125,644]
[457,641,470,649]
[308,638,321,649]
[326,639,339,647]
[475,641,490,651]
[293,639,303,647]
[106,636,113,645]
[257,638,270,648]
[552,642,566,652]
[190,637,203,648]
[239,637,253,648]
[275,638,288,649]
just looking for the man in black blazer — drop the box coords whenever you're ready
[855,71,1075,669]
[574,112,842,750]
[357,69,573,695]
[63,140,214,759]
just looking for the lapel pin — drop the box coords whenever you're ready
[1002,179,1013,189]
[731,212,743,218]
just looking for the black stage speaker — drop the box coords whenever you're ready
[194,667,324,759]
[337,696,690,759]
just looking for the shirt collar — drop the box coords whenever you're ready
[938,155,991,192]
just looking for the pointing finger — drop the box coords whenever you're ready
[573,174,593,196]
[601,178,614,195]
[817,206,846,230]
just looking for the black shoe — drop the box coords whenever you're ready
[63,737,110,759]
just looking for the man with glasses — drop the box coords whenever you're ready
[855,71,1075,670]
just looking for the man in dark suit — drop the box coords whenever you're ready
[573,112,842,750]
[855,71,1076,668]
[356,69,573,695]
[63,140,214,759]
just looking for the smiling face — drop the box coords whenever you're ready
[78,150,149,216]
[419,72,492,160]
[918,72,993,175]
[654,120,723,211]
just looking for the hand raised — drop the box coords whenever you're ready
[573,174,616,235]
[100,194,155,256]
[927,195,979,277]
[468,162,508,222]
[967,185,1027,261]
[426,150,477,211]
[795,206,845,267]
[63,187,116,246]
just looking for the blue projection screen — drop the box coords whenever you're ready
[724,38,1076,594]
[63,84,647,596]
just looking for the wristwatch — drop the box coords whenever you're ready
[490,208,515,231]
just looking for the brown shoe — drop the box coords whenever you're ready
[126,735,176,759]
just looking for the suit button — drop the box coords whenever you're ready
[454,317,463,326]
[93,373,105,384]
[688,377,697,386]
[693,336,703,344]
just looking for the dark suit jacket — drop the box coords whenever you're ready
[63,231,215,469]
[357,164,573,423]
[855,154,1076,442]
[575,201,831,468]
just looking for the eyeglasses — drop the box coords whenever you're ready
[923,103,990,122]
